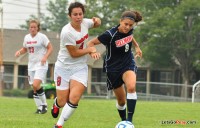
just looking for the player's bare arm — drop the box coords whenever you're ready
[87,38,101,60]
[66,45,96,58]
[87,37,101,47]
[92,17,101,28]
[132,37,142,58]
[41,42,53,65]
[15,47,27,57]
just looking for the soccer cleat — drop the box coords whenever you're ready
[35,109,41,114]
[41,105,47,114]
[51,104,60,118]
[52,124,62,128]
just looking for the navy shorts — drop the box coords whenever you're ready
[106,63,137,90]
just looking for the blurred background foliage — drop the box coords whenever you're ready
[21,0,200,85]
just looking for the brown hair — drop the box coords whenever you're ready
[121,11,142,22]
[29,19,40,32]
[68,2,85,16]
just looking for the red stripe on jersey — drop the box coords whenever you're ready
[76,34,89,44]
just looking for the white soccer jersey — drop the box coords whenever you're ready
[23,32,50,71]
[55,18,94,68]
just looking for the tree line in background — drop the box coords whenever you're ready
[20,0,200,97]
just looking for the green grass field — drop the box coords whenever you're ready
[0,97,199,128]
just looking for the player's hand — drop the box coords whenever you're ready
[90,52,101,60]
[134,47,142,58]
[41,56,47,66]
[92,17,101,27]
[15,51,21,57]
[88,47,96,54]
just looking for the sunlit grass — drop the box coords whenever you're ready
[0,97,199,128]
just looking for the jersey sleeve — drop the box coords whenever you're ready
[61,30,76,46]
[82,18,94,29]
[97,31,111,46]
[23,35,28,48]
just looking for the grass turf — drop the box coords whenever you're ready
[0,97,199,128]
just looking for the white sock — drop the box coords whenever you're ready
[38,92,47,106]
[116,102,126,110]
[33,93,42,110]
[57,102,77,126]
[127,92,137,100]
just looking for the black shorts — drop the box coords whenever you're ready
[106,63,137,90]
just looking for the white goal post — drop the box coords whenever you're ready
[192,80,200,103]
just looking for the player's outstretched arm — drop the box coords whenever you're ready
[87,38,101,60]
[87,38,101,47]
[66,45,96,58]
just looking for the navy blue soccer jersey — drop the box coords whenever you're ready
[98,25,135,72]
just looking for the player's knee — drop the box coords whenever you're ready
[117,100,126,106]
[126,84,136,93]
[69,95,81,105]
[32,84,41,91]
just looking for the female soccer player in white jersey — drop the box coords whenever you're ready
[15,20,53,114]
[51,2,101,128]
[87,10,143,124]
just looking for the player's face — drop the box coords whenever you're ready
[118,18,136,34]
[70,7,84,26]
[29,22,38,36]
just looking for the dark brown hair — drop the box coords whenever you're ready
[121,11,142,22]
[68,2,85,16]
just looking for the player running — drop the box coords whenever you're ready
[15,19,53,114]
[87,10,142,123]
[51,2,101,128]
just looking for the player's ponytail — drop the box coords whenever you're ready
[134,11,142,22]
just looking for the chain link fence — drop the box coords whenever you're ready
[2,74,196,102]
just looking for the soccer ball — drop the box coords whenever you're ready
[115,121,135,128]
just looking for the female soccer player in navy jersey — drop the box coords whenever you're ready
[88,10,143,123]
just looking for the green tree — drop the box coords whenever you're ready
[20,0,68,33]
[45,0,68,32]
[20,0,136,35]
[19,14,48,31]
[138,0,200,97]
[85,0,133,34]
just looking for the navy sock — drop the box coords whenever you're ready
[118,109,126,121]
[127,99,137,122]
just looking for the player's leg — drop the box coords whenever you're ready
[33,79,47,114]
[122,70,137,122]
[28,71,43,113]
[52,89,69,118]
[55,66,88,127]
[113,85,126,121]
[107,72,126,121]
[56,80,86,126]
[33,91,43,113]
[33,69,48,114]
[52,66,70,118]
